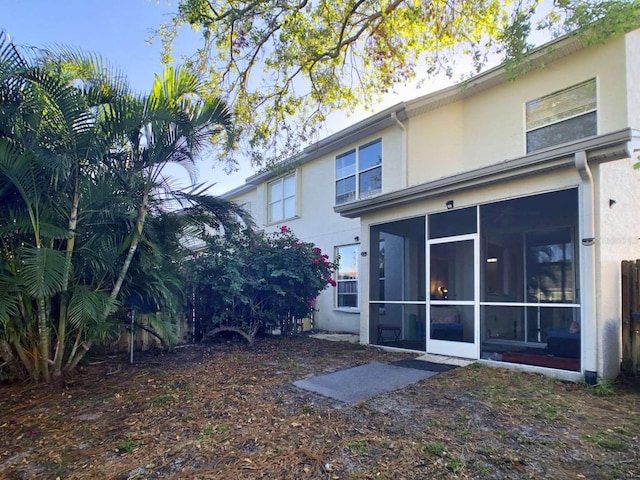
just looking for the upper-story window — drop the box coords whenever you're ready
[267,172,296,223]
[525,79,597,153]
[335,139,382,204]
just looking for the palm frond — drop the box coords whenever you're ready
[178,188,255,234]
[151,65,202,105]
[146,312,179,348]
[67,285,115,330]
[0,274,22,325]
[0,219,70,240]
[19,246,69,297]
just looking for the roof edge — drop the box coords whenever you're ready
[334,129,640,218]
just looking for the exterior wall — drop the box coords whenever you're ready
[595,158,640,379]
[219,30,640,378]
[406,102,464,187]
[224,127,404,333]
[625,30,640,128]
[407,36,628,186]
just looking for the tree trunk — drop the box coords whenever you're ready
[206,326,257,344]
[65,341,90,372]
[107,189,149,309]
[53,174,81,377]
[64,329,83,371]
[10,339,34,380]
[66,189,150,374]
[36,296,50,382]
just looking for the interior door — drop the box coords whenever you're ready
[427,234,479,358]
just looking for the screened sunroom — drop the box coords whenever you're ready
[368,188,581,372]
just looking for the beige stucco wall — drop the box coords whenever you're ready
[406,36,629,186]
[595,157,640,379]
[224,127,404,333]
[219,30,640,354]
[625,30,640,128]
[406,102,464,187]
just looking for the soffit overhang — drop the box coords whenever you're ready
[219,183,257,200]
[334,129,640,219]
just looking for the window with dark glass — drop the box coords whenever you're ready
[526,79,597,153]
[479,189,581,371]
[428,206,477,239]
[335,139,382,204]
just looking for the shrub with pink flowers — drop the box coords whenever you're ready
[182,226,337,343]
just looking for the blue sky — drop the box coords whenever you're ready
[2,0,252,192]
[2,0,181,93]
[0,1,443,194]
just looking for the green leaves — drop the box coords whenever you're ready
[19,246,69,297]
[0,275,21,325]
[157,0,640,166]
[67,286,116,329]
[0,32,238,381]
[182,225,338,340]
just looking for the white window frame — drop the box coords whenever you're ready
[335,138,382,205]
[335,243,359,310]
[267,172,296,224]
[525,78,597,153]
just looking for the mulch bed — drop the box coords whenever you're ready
[0,335,638,479]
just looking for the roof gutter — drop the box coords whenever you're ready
[335,129,640,218]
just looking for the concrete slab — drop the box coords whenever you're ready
[293,362,437,404]
[309,333,360,343]
[414,353,475,367]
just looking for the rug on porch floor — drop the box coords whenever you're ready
[501,351,579,371]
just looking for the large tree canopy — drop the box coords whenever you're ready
[158,0,640,166]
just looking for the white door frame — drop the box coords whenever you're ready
[426,232,480,359]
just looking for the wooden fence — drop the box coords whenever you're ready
[621,260,640,374]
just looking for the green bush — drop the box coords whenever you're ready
[183,225,337,343]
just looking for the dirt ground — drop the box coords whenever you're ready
[0,335,638,479]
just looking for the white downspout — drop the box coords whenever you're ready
[575,150,598,384]
[391,112,407,188]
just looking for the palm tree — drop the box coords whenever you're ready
[0,32,133,380]
[0,33,240,382]
[61,66,237,370]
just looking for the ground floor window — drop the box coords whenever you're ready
[480,189,580,371]
[335,244,359,308]
[369,217,426,350]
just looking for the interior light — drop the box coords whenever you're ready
[487,258,498,263]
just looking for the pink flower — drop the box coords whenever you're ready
[280,225,290,233]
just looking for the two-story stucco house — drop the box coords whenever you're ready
[221,28,640,382]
